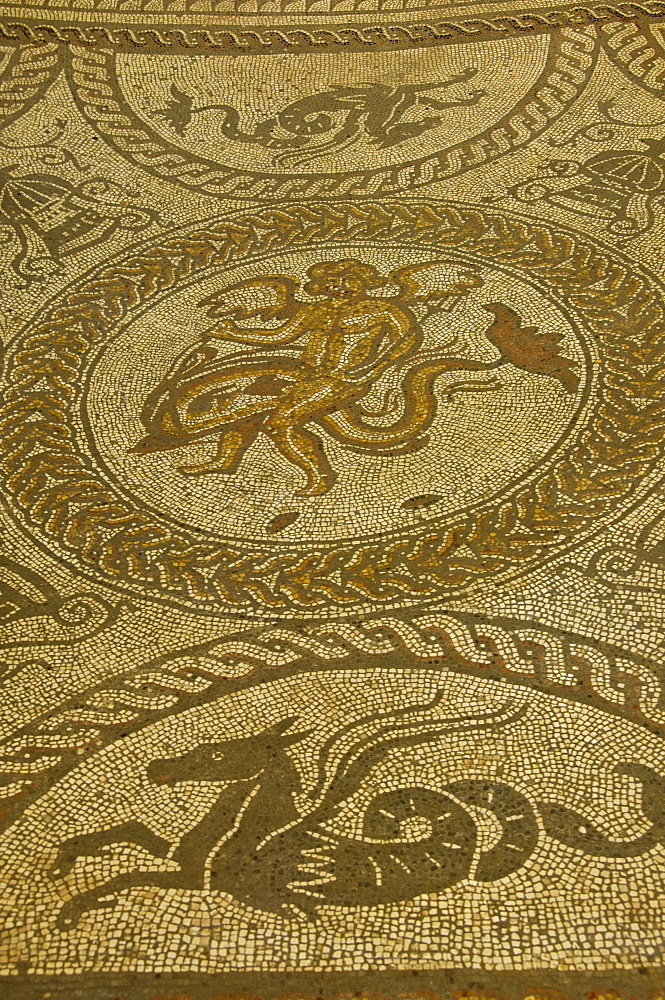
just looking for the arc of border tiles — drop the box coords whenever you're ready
[0,43,62,129]
[2,611,664,829]
[601,18,665,93]
[0,4,661,54]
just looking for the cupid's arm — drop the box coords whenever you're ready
[203,308,310,346]
[345,307,419,379]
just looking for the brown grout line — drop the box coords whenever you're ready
[1,979,664,999]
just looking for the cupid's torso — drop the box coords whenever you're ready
[296,298,416,381]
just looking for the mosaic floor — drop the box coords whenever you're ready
[0,1,664,997]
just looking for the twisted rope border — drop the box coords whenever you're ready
[1,610,663,831]
[0,4,663,53]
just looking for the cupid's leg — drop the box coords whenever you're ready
[180,415,266,475]
[175,360,299,434]
[177,381,273,433]
[263,379,344,497]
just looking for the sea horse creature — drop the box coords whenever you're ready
[50,695,539,927]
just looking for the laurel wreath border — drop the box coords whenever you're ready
[2,199,664,613]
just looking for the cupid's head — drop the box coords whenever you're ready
[304,259,385,302]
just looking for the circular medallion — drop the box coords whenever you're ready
[84,245,589,544]
[2,200,664,614]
